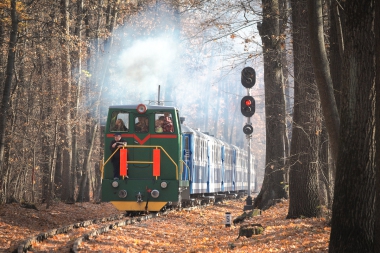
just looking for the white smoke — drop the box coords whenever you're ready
[114,35,178,102]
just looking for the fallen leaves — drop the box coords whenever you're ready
[0,202,123,252]
[0,199,330,252]
[79,199,330,252]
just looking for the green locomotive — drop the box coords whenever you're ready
[101,104,187,212]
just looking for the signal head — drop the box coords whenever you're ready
[243,124,254,135]
[240,96,255,117]
[241,67,256,88]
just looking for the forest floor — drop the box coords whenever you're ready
[0,198,331,252]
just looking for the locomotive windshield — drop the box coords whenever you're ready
[134,116,149,133]
[110,111,129,132]
[154,112,174,133]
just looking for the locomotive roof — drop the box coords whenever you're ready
[108,104,177,111]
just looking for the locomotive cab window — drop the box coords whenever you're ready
[135,116,149,133]
[110,112,129,132]
[154,112,174,133]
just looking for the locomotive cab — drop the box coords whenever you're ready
[101,104,187,212]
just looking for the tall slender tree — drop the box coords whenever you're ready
[254,0,288,210]
[0,0,18,204]
[308,0,339,164]
[60,0,74,202]
[374,0,380,251]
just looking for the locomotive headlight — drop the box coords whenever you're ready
[112,181,119,188]
[151,189,160,198]
[136,104,147,114]
[160,181,168,189]
[118,190,127,198]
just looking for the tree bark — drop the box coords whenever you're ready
[0,19,4,79]
[46,118,59,209]
[373,0,380,251]
[308,0,340,164]
[254,0,288,210]
[329,1,375,252]
[0,0,18,204]
[78,121,98,202]
[60,0,74,203]
[71,0,84,201]
[279,0,291,185]
[287,0,322,219]
[329,0,343,111]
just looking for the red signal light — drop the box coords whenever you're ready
[240,96,255,117]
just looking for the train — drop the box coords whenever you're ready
[101,104,255,212]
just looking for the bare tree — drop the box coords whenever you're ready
[329,0,375,251]
[60,0,74,203]
[308,0,339,164]
[0,0,18,204]
[375,1,380,251]
[287,0,322,219]
[254,0,288,210]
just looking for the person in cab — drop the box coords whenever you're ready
[112,119,128,132]
[162,113,174,133]
[135,117,148,133]
[155,116,164,133]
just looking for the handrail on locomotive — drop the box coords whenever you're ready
[180,160,192,181]
[101,144,179,180]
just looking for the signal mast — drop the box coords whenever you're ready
[240,67,256,211]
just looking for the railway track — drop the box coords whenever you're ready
[14,196,230,253]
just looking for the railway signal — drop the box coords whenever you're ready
[243,124,253,135]
[241,67,256,88]
[240,66,256,211]
[240,95,255,117]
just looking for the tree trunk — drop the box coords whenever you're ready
[329,1,375,252]
[40,36,55,203]
[329,0,343,112]
[60,0,74,203]
[71,0,84,201]
[308,0,340,164]
[46,118,59,209]
[319,126,333,208]
[287,0,322,219]
[0,0,18,204]
[374,1,380,251]
[0,19,4,78]
[78,121,98,202]
[254,0,288,210]
[279,0,291,186]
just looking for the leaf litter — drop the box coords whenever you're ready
[0,199,330,252]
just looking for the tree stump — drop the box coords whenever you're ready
[237,223,264,239]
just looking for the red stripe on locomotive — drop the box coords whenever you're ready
[106,133,177,145]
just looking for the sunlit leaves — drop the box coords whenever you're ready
[77,199,330,252]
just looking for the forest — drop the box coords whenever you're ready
[0,0,379,252]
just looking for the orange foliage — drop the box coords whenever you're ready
[1,199,330,252]
[80,199,330,252]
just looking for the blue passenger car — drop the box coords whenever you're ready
[180,123,255,199]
